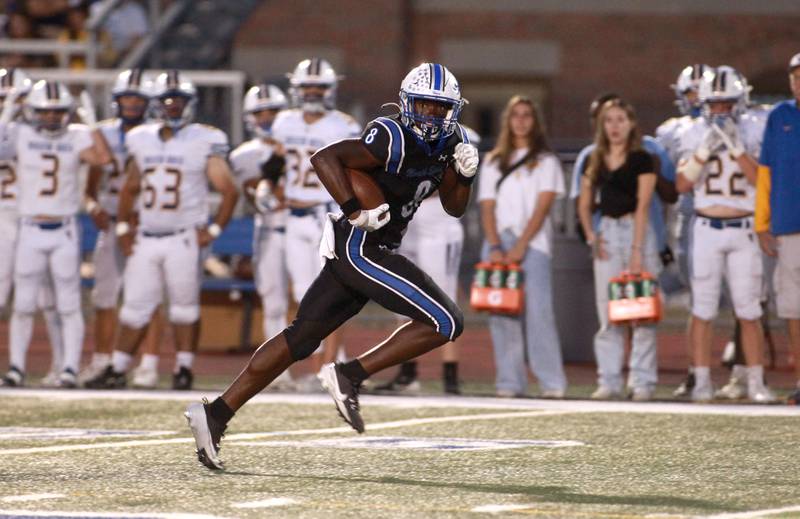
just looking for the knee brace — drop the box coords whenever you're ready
[169,303,200,325]
[282,318,324,360]
[119,302,157,329]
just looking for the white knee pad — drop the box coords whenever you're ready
[169,304,199,325]
[119,302,157,329]
[13,280,39,313]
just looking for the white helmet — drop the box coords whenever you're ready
[399,63,466,142]
[288,58,338,112]
[151,69,197,129]
[111,68,151,125]
[672,64,710,117]
[0,68,32,101]
[698,65,750,124]
[23,80,74,135]
[243,84,287,137]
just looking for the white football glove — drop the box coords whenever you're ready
[77,91,97,128]
[253,179,277,213]
[453,142,479,178]
[695,126,722,162]
[349,203,390,232]
[712,121,745,158]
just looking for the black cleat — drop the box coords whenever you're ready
[1,366,24,387]
[318,362,365,433]
[184,399,226,470]
[374,364,420,394]
[172,367,194,390]
[83,366,126,389]
[673,372,695,398]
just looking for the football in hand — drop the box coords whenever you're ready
[346,168,385,210]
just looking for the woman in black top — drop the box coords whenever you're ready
[578,99,660,401]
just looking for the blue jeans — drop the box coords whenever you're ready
[592,216,661,392]
[483,232,567,395]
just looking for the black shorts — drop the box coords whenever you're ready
[283,219,463,358]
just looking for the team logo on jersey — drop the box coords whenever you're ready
[404,164,444,179]
[438,153,448,162]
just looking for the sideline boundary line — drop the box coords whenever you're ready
[2,388,799,417]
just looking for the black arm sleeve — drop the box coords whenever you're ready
[260,154,286,184]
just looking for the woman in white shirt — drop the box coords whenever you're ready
[478,95,567,398]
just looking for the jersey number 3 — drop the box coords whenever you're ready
[142,167,182,210]
[39,153,59,197]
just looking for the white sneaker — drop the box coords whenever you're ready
[40,370,61,388]
[57,369,77,389]
[540,389,565,399]
[691,384,714,402]
[132,366,158,389]
[714,377,747,400]
[591,386,622,400]
[748,384,777,404]
[631,387,653,402]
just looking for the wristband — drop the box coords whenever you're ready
[340,197,362,216]
[115,221,131,237]
[207,223,222,238]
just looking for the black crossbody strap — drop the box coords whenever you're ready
[496,151,534,190]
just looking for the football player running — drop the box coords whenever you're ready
[675,66,774,403]
[0,79,113,388]
[264,58,361,389]
[0,68,68,387]
[86,70,238,390]
[229,83,294,390]
[81,69,165,388]
[186,63,478,470]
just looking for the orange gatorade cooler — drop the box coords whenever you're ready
[607,271,662,324]
[470,263,524,315]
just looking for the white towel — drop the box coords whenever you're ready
[318,213,339,266]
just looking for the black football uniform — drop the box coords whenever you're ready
[282,116,471,359]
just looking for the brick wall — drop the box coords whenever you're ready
[234,3,799,139]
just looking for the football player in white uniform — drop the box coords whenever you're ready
[655,64,710,398]
[229,83,294,390]
[675,66,774,403]
[0,68,69,387]
[266,58,361,383]
[86,70,238,390]
[0,80,112,388]
[81,68,166,388]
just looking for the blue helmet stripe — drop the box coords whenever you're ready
[377,117,404,174]
[432,63,443,91]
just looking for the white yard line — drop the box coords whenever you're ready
[230,497,299,509]
[2,387,799,416]
[0,409,568,456]
[0,512,230,519]
[0,494,64,503]
[696,504,800,518]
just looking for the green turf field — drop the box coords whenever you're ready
[0,390,799,519]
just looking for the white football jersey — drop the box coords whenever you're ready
[95,118,131,215]
[126,122,229,233]
[13,123,93,217]
[271,108,361,205]
[229,138,287,228]
[655,115,695,165]
[677,116,764,212]
[0,126,17,212]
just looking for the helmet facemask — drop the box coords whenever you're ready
[30,108,71,135]
[155,92,195,130]
[291,83,335,113]
[399,92,462,141]
[113,92,149,126]
[245,108,280,138]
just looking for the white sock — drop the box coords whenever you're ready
[9,311,34,373]
[92,353,111,367]
[694,366,711,387]
[747,365,764,388]
[43,309,64,372]
[60,311,84,374]
[112,351,133,373]
[174,351,194,372]
[138,353,159,372]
